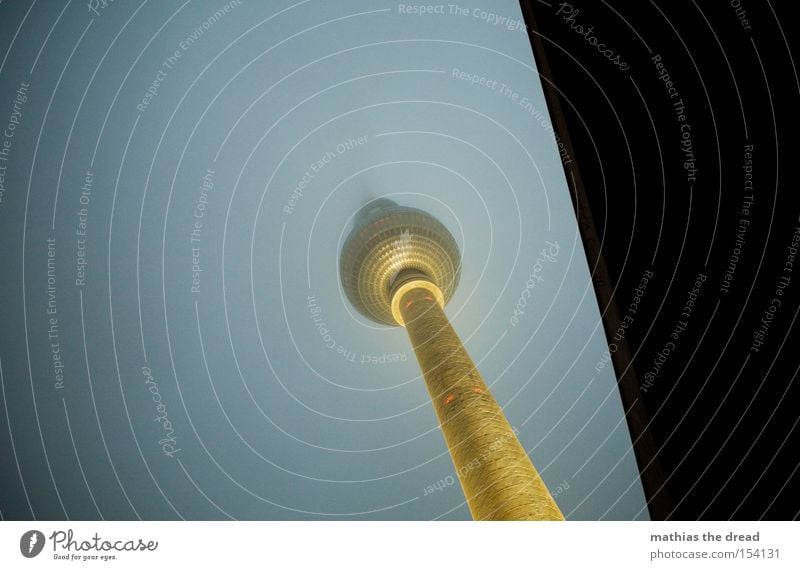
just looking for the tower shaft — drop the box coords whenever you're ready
[399,286,564,521]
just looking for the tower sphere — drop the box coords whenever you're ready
[339,199,461,326]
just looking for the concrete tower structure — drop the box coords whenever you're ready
[340,199,564,521]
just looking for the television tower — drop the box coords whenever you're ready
[340,198,564,520]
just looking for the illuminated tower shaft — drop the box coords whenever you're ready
[397,284,564,521]
[340,199,563,520]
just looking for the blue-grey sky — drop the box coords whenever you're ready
[0,0,647,520]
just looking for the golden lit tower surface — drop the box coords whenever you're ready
[340,199,564,521]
